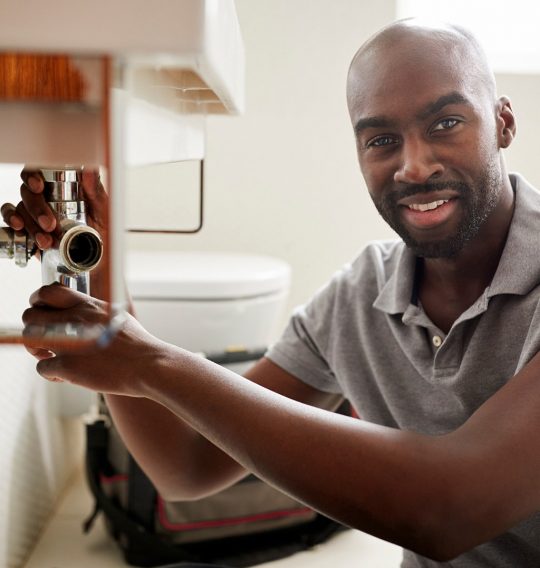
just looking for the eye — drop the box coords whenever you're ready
[366,135,398,148]
[432,117,460,132]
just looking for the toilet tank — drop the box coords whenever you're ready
[126,251,291,355]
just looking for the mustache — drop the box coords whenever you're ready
[387,181,469,203]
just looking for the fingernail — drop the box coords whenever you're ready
[11,217,24,230]
[38,215,55,230]
[28,176,42,192]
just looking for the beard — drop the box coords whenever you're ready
[372,162,503,258]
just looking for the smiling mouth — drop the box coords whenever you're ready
[400,197,459,231]
[407,199,449,212]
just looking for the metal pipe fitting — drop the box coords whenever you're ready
[40,167,103,293]
[0,227,36,266]
[58,223,103,274]
[1,167,103,294]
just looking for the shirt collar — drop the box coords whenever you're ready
[373,243,417,315]
[373,173,540,315]
[487,173,540,297]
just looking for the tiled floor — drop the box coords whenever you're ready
[23,468,403,568]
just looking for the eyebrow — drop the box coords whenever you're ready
[353,91,473,136]
[353,116,392,136]
[416,92,472,120]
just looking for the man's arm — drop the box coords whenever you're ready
[104,357,343,500]
[23,284,540,562]
[8,171,540,561]
[0,169,345,501]
[136,346,540,561]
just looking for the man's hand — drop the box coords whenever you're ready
[0,168,107,250]
[23,283,169,396]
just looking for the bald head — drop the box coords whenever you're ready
[344,19,517,260]
[347,19,496,115]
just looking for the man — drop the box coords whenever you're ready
[3,19,540,567]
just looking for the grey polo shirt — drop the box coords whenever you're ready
[266,173,540,567]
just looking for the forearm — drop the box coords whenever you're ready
[25,282,540,559]
[104,393,248,500]
[141,346,540,560]
[140,346,454,557]
[91,265,250,499]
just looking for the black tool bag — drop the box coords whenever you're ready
[83,352,349,567]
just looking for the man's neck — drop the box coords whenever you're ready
[418,178,516,333]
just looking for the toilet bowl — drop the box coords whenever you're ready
[126,251,291,364]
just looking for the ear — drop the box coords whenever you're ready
[496,96,516,149]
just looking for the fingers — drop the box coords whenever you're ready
[36,356,68,383]
[2,200,53,248]
[25,345,56,361]
[23,286,108,353]
[23,305,81,327]
[81,169,108,232]
[1,202,24,230]
[9,169,57,249]
[9,167,108,249]
[20,183,57,231]
[20,177,57,249]
[22,302,106,330]
[20,169,45,192]
[15,199,53,248]
[29,283,89,309]
[36,353,91,384]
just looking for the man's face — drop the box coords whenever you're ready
[373,152,502,259]
[348,40,503,258]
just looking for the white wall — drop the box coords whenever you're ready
[496,73,540,189]
[127,0,398,334]
[126,1,540,341]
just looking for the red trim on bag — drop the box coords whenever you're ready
[156,495,313,532]
[350,406,360,419]
[100,473,129,484]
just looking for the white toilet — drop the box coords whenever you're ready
[126,251,291,368]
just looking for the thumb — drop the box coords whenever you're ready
[36,356,68,383]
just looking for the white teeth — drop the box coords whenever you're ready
[408,199,449,212]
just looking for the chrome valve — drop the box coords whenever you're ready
[40,168,103,293]
[0,227,36,267]
[1,167,103,295]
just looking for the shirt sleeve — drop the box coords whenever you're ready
[265,276,343,394]
[266,241,396,395]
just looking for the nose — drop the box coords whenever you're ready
[393,137,444,185]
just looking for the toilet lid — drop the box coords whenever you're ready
[126,251,291,300]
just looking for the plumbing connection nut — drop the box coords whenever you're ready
[58,223,103,274]
[0,227,36,267]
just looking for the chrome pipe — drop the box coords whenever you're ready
[1,167,103,294]
[0,227,35,266]
[40,168,103,293]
